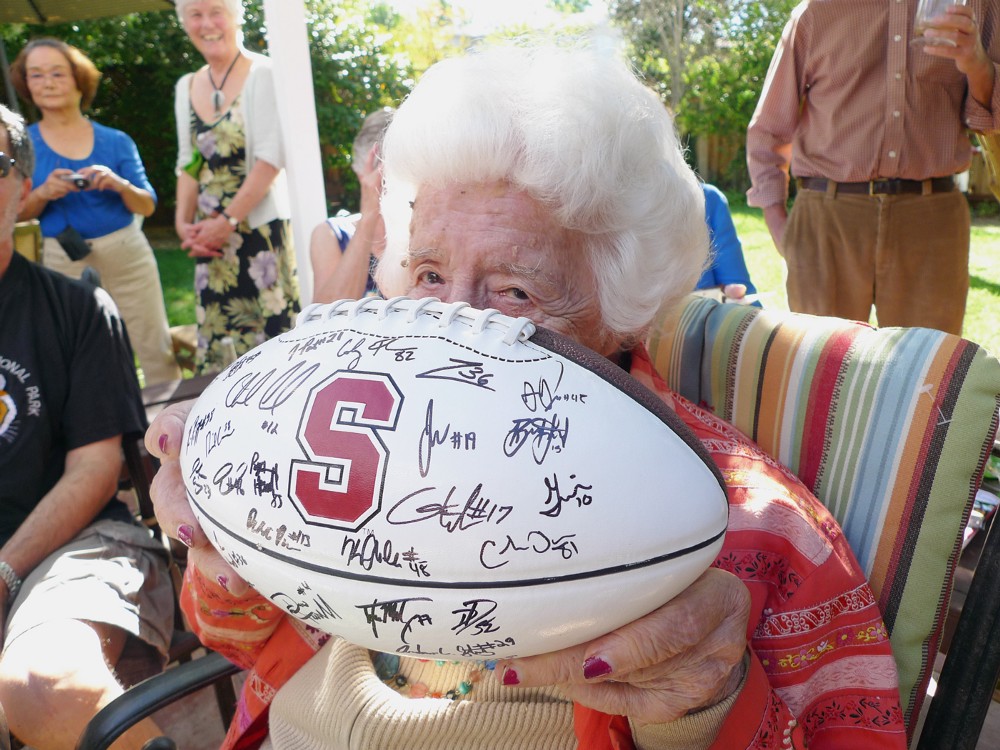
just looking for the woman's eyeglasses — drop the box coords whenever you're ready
[0,153,18,179]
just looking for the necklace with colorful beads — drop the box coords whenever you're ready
[372,652,498,700]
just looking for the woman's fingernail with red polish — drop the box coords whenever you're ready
[176,524,195,548]
[502,667,520,686]
[158,433,168,454]
[583,656,613,680]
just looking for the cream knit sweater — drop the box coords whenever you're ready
[260,638,743,750]
[262,638,574,750]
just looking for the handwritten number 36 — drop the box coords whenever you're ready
[292,373,401,526]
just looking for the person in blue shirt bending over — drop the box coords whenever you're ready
[696,183,761,305]
[11,38,181,386]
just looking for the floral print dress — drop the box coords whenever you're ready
[190,96,300,374]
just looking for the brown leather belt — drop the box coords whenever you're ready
[797,176,955,195]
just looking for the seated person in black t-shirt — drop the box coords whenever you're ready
[0,105,173,749]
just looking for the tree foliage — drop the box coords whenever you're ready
[676,1,796,136]
[304,0,413,211]
[1,0,414,220]
[610,0,728,111]
[609,0,797,186]
[386,0,468,74]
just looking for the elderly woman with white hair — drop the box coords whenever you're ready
[173,0,300,374]
[147,42,907,750]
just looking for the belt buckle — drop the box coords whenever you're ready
[869,179,895,195]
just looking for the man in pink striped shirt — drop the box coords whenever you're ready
[747,0,1000,335]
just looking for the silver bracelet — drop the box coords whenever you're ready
[0,560,22,605]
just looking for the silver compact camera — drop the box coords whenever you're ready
[62,173,91,189]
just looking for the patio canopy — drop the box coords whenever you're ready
[1,0,322,302]
[1,0,175,25]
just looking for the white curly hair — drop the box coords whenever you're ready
[377,39,708,345]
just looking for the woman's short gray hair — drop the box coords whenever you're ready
[176,0,245,26]
[377,40,708,345]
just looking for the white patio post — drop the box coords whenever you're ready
[260,0,324,304]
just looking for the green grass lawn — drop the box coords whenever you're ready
[155,246,197,328]
[728,197,1000,358]
[153,199,1000,358]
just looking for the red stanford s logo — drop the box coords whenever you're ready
[289,371,401,529]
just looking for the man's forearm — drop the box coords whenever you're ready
[0,437,122,583]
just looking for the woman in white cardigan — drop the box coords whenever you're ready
[173,0,300,374]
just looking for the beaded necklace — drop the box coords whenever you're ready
[372,652,498,701]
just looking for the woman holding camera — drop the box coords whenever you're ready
[12,37,181,386]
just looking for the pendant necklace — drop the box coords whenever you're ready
[207,51,242,115]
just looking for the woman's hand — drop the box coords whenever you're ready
[180,219,226,258]
[498,567,751,726]
[181,214,232,258]
[34,168,78,202]
[79,164,157,216]
[78,164,127,193]
[146,401,248,595]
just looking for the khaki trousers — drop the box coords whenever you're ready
[782,188,969,335]
[43,221,182,386]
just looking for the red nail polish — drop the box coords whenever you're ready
[177,524,195,548]
[158,433,168,454]
[217,575,229,591]
[583,656,613,680]
[502,667,520,686]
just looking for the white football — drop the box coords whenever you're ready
[180,297,728,660]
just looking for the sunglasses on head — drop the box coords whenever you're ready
[0,153,18,179]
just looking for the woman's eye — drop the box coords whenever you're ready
[500,287,530,301]
[418,271,444,285]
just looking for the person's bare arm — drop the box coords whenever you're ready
[311,146,386,302]
[0,437,122,605]
[311,214,383,302]
[175,171,202,246]
[17,169,77,222]
[310,222,348,301]
[81,165,156,217]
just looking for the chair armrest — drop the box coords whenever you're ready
[75,651,241,750]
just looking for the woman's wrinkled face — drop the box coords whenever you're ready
[405,181,618,357]
[181,0,238,58]
[24,46,80,111]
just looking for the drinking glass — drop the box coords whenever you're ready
[913,0,969,46]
